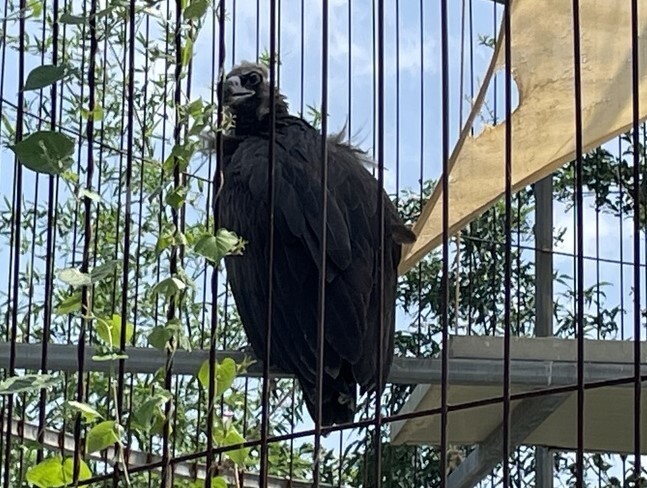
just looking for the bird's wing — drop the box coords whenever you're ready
[235,121,373,365]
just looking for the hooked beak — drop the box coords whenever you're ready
[223,75,254,105]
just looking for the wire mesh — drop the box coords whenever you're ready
[0,0,644,487]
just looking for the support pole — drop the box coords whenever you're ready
[534,175,554,488]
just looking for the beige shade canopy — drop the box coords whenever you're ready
[398,0,647,275]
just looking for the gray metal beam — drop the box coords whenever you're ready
[1,418,330,488]
[534,177,554,339]
[0,343,645,386]
[447,392,568,488]
[534,176,555,488]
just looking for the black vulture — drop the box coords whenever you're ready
[207,61,416,427]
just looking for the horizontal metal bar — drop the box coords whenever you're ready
[2,418,329,488]
[0,343,645,386]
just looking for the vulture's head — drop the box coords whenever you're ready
[219,61,289,129]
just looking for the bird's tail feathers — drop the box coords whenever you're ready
[299,377,357,428]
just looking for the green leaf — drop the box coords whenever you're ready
[24,64,66,91]
[80,104,104,121]
[94,6,116,19]
[184,0,209,19]
[214,424,249,467]
[197,357,237,397]
[26,456,72,488]
[86,420,122,453]
[182,38,194,66]
[96,314,134,348]
[56,267,92,287]
[147,326,172,351]
[61,457,92,484]
[26,457,62,487]
[193,229,243,264]
[55,292,82,315]
[185,97,204,116]
[66,400,103,423]
[1,112,15,138]
[27,0,43,18]
[131,389,172,434]
[164,185,188,209]
[11,130,75,175]
[0,374,60,395]
[78,187,102,202]
[176,231,188,246]
[151,276,186,298]
[210,477,228,488]
[163,142,196,173]
[59,12,86,24]
[90,259,121,283]
[155,231,174,255]
[148,319,190,352]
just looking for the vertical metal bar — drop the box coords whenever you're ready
[73,0,97,481]
[535,178,554,338]
[277,0,281,87]
[502,0,513,486]
[395,0,400,205]
[3,0,25,480]
[571,0,585,485]
[630,0,642,481]
[206,2,227,486]
[300,0,305,116]
[152,1,171,483]
[124,10,152,479]
[347,0,352,137]
[534,177,554,487]
[255,0,260,60]
[231,0,237,66]
[619,136,625,343]
[439,0,450,485]
[371,0,376,163]
[373,0,386,485]
[259,0,277,483]
[415,0,424,358]
[290,1,305,481]
[162,0,184,483]
[0,9,11,479]
[314,0,330,483]
[114,0,136,478]
[36,0,61,464]
[21,4,49,469]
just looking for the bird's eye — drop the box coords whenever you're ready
[247,72,262,87]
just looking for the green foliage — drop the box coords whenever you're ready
[10,130,75,175]
[184,0,210,20]
[56,268,92,287]
[193,229,245,264]
[23,64,67,91]
[96,314,134,348]
[0,374,60,395]
[213,420,250,467]
[554,136,647,228]
[26,456,92,488]
[86,420,123,453]
[131,389,173,434]
[65,401,103,423]
[197,357,238,398]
